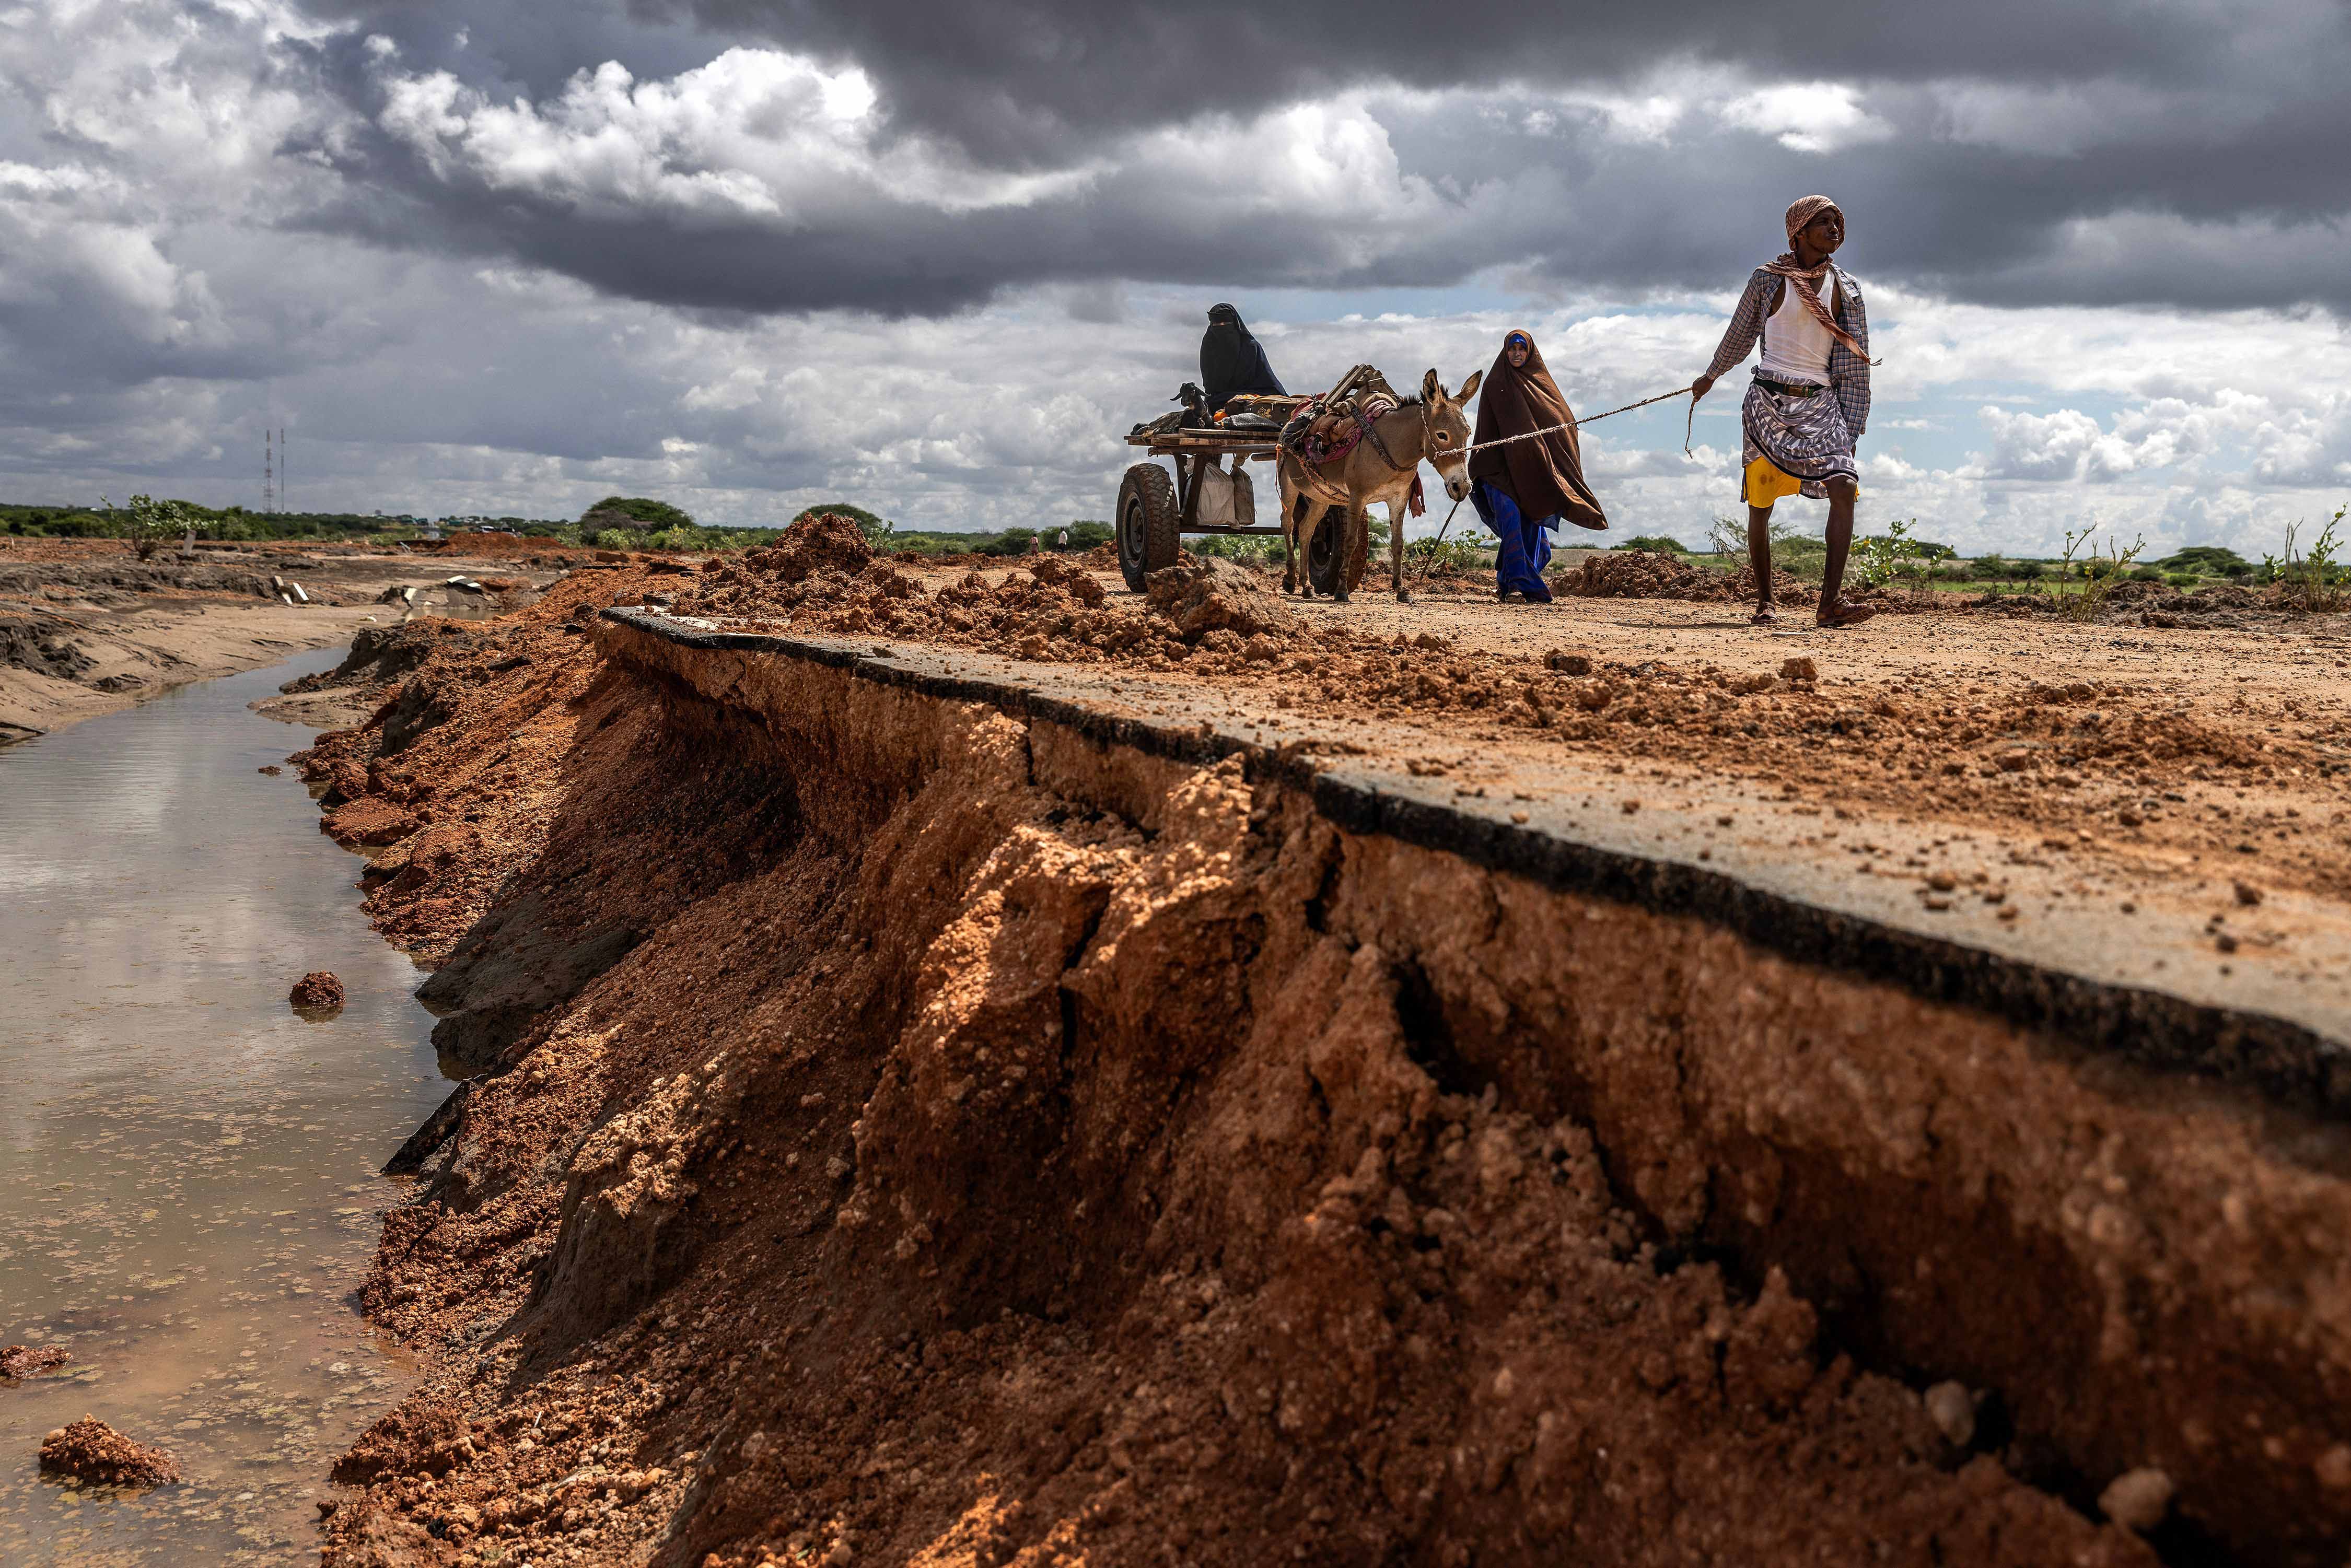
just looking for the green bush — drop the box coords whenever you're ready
[2127,566,2164,582]
[1613,534,1689,553]
[1191,534,1281,563]
[584,496,693,530]
[2153,544,2250,577]
[593,529,633,551]
[2165,572,2200,589]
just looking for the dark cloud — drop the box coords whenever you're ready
[620,0,2239,159]
[271,0,2351,319]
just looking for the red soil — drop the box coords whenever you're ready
[39,1417,180,1487]
[280,514,2349,1564]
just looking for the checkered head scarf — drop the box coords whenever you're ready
[1784,194,1840,245]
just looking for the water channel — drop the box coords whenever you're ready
[0,651,448,1564]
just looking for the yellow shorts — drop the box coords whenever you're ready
[1742,454,1859,508]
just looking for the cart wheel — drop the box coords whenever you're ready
[1305,512,1371,599]
[1116,463,1179,593]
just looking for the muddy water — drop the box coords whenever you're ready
[0,651,448,1564]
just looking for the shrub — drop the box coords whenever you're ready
[2127,566,2164,582]
[592,529,633,551]
[582,496,693,530]
[2166,572,2200,589]
[1856,518,1932,590]
[1192,534,1282,563]
[2154,544,2250,577]
[102,494,198,560]
[2054,528,2145,621]
[1614,534,1689,553]
[2276,508,2346,614]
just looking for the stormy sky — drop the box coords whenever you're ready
[2,0,2346,552]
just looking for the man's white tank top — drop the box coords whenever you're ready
[1759,274,1837,387]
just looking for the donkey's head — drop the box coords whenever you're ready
[1419,368,1484,502]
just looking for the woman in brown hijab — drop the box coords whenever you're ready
[1468,329,1608,602]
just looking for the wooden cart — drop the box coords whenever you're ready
[1116,383,1380,596]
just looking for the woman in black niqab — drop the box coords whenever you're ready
[1200,303,1287,412]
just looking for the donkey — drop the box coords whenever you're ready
[1276,369,1482,604]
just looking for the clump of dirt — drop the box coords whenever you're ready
[1144,556,1298,640]
[0,1344,71,1378]
[290,971,346,1012]
[735,511,874,583]
[39,1417,179,1486]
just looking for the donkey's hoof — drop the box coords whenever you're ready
[1395,588,1413,604]
[1332,591,1351,605]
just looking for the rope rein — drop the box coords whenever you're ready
[1462,383,1703,460]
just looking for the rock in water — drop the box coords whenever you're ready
[0,1344,71,1378]
[1145,558,1299,641]
[289,971,346,1013]
[39,1417,181,1486]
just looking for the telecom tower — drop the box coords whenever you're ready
[263,428,274,513]
[280,428,287,514]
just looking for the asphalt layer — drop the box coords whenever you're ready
[604,607,2351,1119]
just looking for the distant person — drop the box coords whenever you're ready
[1691,195,1876,628]
[1200,304,1287,413]
[1467,329,1608,604]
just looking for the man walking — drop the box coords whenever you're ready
[1691,195,1876,628]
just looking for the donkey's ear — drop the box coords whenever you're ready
[1422,368,1441,402]
[1456,369,1483,404]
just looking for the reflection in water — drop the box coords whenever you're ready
[0,651,448,1564]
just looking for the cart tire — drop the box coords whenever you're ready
[1305,512,1370,598]
[1116,463,1180,593]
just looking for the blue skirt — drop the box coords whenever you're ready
[1471,482,1554,599]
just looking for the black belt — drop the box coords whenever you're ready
[1755,375,1824,398]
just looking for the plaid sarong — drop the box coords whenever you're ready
[1741,375,1858,500]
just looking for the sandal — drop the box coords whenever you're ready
[1750,607,1781,625]
[1815,599,1877,629]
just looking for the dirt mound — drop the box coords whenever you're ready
[39,1417,179,1486]
[1144,556,1298,640]
[280,621,459,697]
[1561,548,1713,598]
[1556,550,1822,607]
[290,971,346,1011]
[0,612,96,680]
[741,511,873,583]
[0,1344,71,1378]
